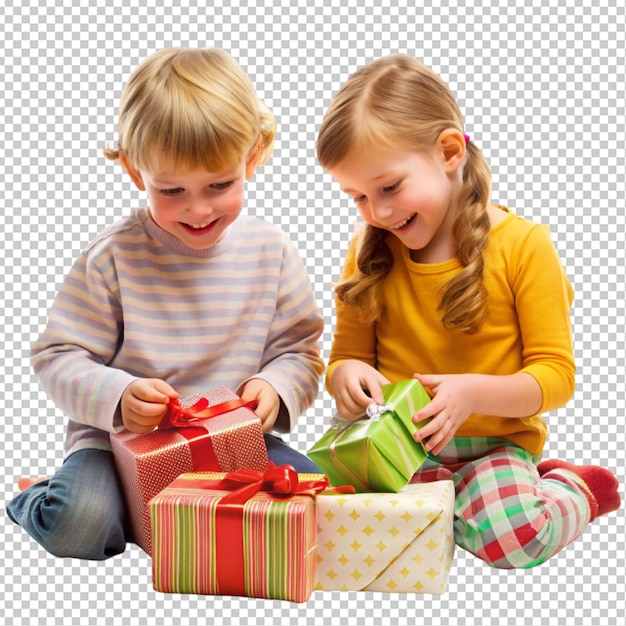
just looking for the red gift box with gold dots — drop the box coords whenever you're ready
[110,386,268,555]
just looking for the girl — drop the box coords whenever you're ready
[8,47,324,560]
[317,54,620,569]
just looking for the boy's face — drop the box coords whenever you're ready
[136,160,251,250]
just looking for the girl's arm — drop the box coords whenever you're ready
[412,371,542,455]
[413,222,575,455]
[324,235,384,418]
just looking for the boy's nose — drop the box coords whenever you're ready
[186,199,213,216]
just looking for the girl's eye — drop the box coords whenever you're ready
[383,182,399,193]
[352,194,367,204]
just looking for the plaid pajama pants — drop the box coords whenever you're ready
[410,438,592,569]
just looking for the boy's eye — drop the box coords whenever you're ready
[211,181,234,191]
[383,182,399,193]
[352,194,367,204]
[159,187,184,197]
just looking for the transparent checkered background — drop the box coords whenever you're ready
[1,1,624,624]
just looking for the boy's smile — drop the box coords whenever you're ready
[138,164,250,250]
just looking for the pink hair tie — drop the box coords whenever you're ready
[464,134,471,144]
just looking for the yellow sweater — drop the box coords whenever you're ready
[326,208,575,454]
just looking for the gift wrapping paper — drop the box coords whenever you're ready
[308,379,432,492]
[315,481,455,594]
[149,470,324,602]
[110,386,268,555]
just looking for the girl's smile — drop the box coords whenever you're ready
[390,213,417,231]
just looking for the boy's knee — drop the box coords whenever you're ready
[51,492,126,559]
[14,481,127,560]
[42,503,126,560]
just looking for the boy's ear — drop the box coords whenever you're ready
[119,151,146,191]
[437,129,467,174]
[245,139,263,180]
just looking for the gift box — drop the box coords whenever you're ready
[149,465,330,602]
[308,379,431,492]
[315,480,455,594]
[110,386,268,555]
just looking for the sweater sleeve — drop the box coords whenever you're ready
[244,238,325,433]
[512,223,576,412]
[325,234,378,395]
[31,247,136,433]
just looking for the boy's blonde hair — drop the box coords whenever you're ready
[317,54,493,334]
[104,47,276,173]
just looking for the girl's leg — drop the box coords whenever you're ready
[7,449,128,560]
[452,445,593,569]
[536,459,620,520]
[263,434,322,473]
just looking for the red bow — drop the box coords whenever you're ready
[158,397,258,430]
[218,462,336,504]
[170,462,355,505]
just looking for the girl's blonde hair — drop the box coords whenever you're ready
[317,54,492,334]
[103,47,276,173]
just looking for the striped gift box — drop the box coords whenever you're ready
[149,470,325,602]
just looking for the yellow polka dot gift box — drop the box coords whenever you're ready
[315,481,455,595]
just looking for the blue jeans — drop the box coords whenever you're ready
[7,435,320,560]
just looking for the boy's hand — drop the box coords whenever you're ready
[330,360,390,421]
[239,378,280,433]
[121,378,179,433]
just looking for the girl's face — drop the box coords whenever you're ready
[328,144,463,263]
[136,158,255,250]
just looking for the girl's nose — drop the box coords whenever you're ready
[370,200,394,222]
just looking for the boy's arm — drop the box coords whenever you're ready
[239,240,324,433]
[31,251,137,433]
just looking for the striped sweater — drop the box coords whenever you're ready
[32,208,325,456]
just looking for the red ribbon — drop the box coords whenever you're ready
[217,462,334,503]
[156,396,259,473]
[170,462,352,503]
[158,397,259,430]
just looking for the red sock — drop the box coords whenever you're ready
[17,476,48,492]
[537,459,621,521]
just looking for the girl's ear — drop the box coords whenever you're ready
[245,138,263,180]
[437,129,467,174]
[119,151,146,191]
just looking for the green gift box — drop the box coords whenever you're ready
[308,379,431,492]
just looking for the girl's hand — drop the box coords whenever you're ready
[240,378,280,433]
[411,372,478,456]
[330,360,390,421]
[121,378,179,433]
